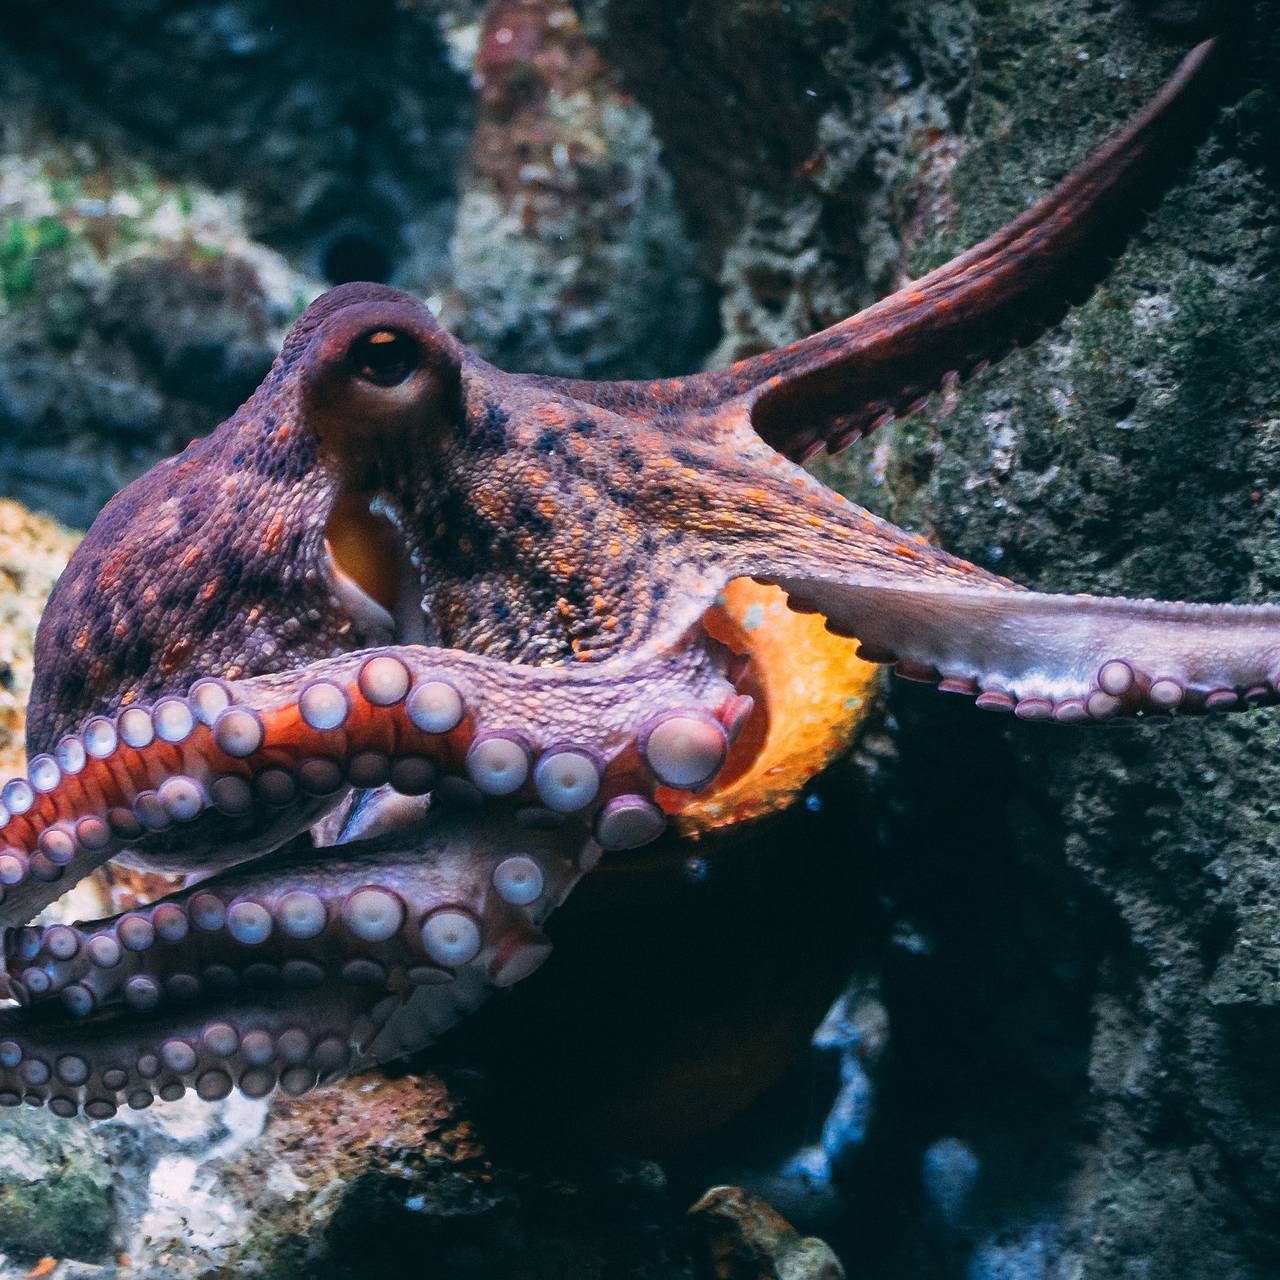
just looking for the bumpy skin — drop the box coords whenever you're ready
[0,37,1265,1118]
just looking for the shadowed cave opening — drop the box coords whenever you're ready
[322,227,396,287]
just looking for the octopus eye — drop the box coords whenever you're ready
[350,329,419,387]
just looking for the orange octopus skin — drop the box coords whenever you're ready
[0,37,1266,1123]
[676,581,877,839]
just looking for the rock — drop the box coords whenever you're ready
[579,1,1280,1275]
[0,1111,116,1265]
[688,1186,844,1280]
[105,1075,494,1280]
[839,12,1280,1278]
[0,9,318,526]
[0,0,712,523]
[1,0,474,281]
[0,181,306,527]
[108,1074,693,1280]
[0,500,79,776]
[443,0,711,379]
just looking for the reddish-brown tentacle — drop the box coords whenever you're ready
[668,435,1280,726]
[0,639,748,927]
[5,808,580,1019]
[524,39,1223,460]
[0,989,377,1116]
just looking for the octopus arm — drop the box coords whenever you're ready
[735,37,1224,458]
[0,809,584,1115]
[773,569,1280,722]
[525,38,1223,457]
[0,989,381,1116]
[0,640,742,927]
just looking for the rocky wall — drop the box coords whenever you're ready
[608,1,1280,1275]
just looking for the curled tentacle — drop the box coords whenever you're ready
[0,638,745,926]
[0,989,380,1115]
[0,810,585,1114]
[525,39,1224,460]
[3,808,579,1019]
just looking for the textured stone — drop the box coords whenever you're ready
[443,0,712,379]
[0,1110,116,1264]
[0,0,711,524]
[841,12,1280,1277]
[0,499,79,776]
[106,1075,694,1280]
[1,0,474,277]
[688,1185,844,1280]
[583,1,1280,1275]
[0,138,307,526]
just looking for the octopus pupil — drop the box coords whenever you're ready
[352,331,417,387]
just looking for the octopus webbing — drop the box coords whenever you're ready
[0,35,1262,1119]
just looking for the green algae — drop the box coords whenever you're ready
[0,217,71,305]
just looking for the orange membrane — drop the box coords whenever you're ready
[324,494,402,615]
[667,579,879,838]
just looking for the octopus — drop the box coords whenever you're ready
[0,36,1260,1121]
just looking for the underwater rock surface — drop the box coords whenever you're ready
[1,0,1279,1276]
[0,501,78,778]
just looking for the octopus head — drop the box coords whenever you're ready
[296,284,462,461]
[26,285,469,749]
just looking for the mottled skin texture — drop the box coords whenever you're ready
[25,35,1227,735]
[30,277,990,732]
[0,36,1272,1119]
[27,290,468,747]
